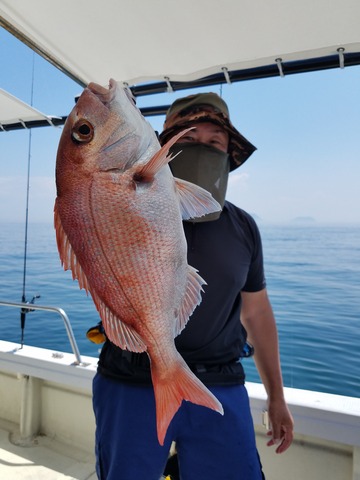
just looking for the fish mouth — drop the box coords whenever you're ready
[87,78,136,108]
[87,78,117,104]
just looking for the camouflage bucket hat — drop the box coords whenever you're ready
[158,92,256,170]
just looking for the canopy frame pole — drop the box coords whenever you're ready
[221,67,232,84]
[337,47,345,69]
[275,57,285,77]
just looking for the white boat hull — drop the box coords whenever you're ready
[0,340,359,480]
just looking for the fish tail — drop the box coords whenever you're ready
[152,360,224,445]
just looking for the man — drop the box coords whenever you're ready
[92,92,294,480]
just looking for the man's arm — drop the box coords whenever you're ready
[241,288,294,454]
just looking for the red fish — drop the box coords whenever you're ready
[54,79,223,445]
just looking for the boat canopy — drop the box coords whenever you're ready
[0,88,64,131]
[1,0,360,88]
[1,0,360,128]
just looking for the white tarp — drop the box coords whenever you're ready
[0,88,56,128]
[1,0,360,87]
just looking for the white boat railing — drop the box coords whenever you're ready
[0,300,83,364]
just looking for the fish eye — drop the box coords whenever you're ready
[71,119,94,143]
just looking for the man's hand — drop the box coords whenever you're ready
[266,399,294,454]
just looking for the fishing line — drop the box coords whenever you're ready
[20,51,37,348]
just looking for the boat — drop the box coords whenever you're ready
[0,1,360,478]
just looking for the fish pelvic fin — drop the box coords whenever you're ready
[54,200,91,293]
[152,359,224,445]
[175,265,206,336]
[137,128,194,181]
[174,178,221,220]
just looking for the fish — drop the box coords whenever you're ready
[54,79,224,445]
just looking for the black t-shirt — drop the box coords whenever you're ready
[97,201,266,386]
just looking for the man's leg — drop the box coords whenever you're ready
[92,373,172,480]
[175,384,264,480]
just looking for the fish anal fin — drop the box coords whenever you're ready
[152,358,223,445]
[175,178,221,220]
[91,290,147,353]
[174,266,205,336]
[137,128,194,181]
[54,200,90,293]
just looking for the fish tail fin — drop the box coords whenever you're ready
[152,359,223,445]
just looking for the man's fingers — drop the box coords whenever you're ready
[275,434,293,454]
[266,427,293,454]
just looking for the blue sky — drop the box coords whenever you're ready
[1,27,359,224]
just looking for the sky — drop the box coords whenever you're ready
[1,27,360,225]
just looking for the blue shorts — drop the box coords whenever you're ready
[92,373,264,480]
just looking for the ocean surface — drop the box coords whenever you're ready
[0,221,359,398]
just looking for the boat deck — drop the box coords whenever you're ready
[0,420,96,480]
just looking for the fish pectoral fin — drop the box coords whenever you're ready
[54,200,91,293]
[137,128,194,181]
[174,178,221,220]
[175,265,206,336]
[93,294,147,353]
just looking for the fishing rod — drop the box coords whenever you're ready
[20,52,40,348]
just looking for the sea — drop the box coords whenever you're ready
[0,221,359,399]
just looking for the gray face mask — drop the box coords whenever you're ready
[170,143,230,222]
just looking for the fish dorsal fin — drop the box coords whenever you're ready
[54,200,90,293]
[91,291,147,353]
[175,265,206,336]
[175,178,221,220]
[137,128,193,180]
[55,200,147,353]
